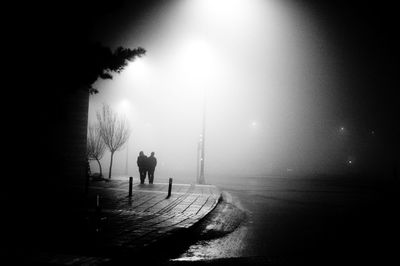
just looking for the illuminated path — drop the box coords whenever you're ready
[87,182,220,247]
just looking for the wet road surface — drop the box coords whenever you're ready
[171,176,398,265]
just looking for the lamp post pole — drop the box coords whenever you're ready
[198,89,206,184]
[197,136,201,181]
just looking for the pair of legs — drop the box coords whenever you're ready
[139,168,147,184]
[139,168,154,184]
[148,169,155,184]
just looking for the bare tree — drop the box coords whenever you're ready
[97,104,131,179]
[87,123,106,178]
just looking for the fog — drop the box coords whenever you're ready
[88,0,384,183]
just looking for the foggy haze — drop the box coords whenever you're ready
[88,0,389,183]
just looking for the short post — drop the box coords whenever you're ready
[129,176,133,197]
[167,178,173,198]
[95,194,106,233]
[96,194,101,214]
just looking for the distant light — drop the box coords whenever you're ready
[251,121,258,127]
[117,99,130,115]
[371,130,375,135]
[127,58,149,80]
[340,126,345,131]
[348,160,352,164]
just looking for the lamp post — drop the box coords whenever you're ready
[181,39,212,185]
[197,135,201,181]
[197,89,206,184]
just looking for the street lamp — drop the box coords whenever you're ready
[198,90,206,184]
[178,39,212,185]
[197,134,202,181]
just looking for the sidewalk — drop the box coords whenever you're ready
[25,179,221,265]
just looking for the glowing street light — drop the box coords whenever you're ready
[178,39,213,185]
[251,121,259,128]
[117,99,130,115]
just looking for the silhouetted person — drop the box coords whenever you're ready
[147,152,157,184]
[137,151,148,184]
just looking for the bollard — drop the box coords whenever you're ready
[96,194,101,214]
[167,178,173,198]
[95,194,106,233]
[129,176,133,197]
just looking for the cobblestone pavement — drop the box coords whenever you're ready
[23,180,221,265]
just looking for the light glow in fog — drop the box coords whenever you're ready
[89,0,342,182]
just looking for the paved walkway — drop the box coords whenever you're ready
[86,181,221,250]
[25,180,221,265]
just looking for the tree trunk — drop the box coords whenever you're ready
[96,158,103,178]
[108,151,114,179]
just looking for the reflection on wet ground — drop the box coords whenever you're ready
[172,191,247,261]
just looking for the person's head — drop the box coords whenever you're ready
[151,152,155,157]
[139,151,144,156]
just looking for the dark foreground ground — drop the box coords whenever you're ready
[2,174,398,266]
[2,181,220,266]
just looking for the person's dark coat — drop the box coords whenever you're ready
[147,155,157,171]
[137,153,147,170]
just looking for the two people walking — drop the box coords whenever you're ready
[137,151,157,184]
